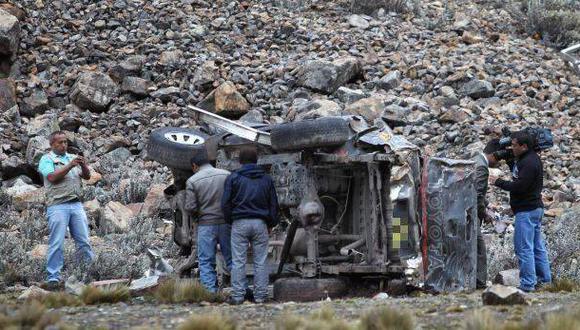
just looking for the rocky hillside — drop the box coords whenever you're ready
[0,0,578,283]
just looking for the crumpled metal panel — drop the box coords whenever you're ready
[358,126,418,152]
[424,157,477,293]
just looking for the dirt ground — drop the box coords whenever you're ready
[49,290,580,329]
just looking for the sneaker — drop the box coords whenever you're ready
[41,281,63,292]
[227,297,244,306]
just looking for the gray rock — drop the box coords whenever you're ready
[158,50,183,67]
[335,87,367,104]
[121,77,151,97]
[494,269,520,287]
[25,135,50,167]
[0,8,20,58]
[101,201,133,233]
[192,60,219,91]
[108,55,145,82]
[26,113,59,137]
[239,109,264,124]
[0,78,16,112]
[189,24,207,39]
[377,71,401,91]
[151,87,181,102]
[482,285,528,305]
[461,79,495,99]
[21,89,49,116]
[3,174,33,188]
[348,15,370,29]
[293,99,342,121]
[99,147,131,172]
[70,72,119,112]
[296,57,362,94]
[351,0,388,14]
[382,104,410,127]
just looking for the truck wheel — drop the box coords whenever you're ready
[270,117,351,151]
[147,127,208,171]
[273,277,348,302]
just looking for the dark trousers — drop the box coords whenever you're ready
[476,224,487,288]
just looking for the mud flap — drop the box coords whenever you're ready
[423,157,477,293]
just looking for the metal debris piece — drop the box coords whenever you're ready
[145,247,174,277]
[561,43,580,74]
[129,275,160,293]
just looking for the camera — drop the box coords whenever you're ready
[494,127,554,161]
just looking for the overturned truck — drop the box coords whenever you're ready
[147,106,478,301]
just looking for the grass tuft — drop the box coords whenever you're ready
[154,278,223,304]
[177,313,235,330]
[276,306,352,330]
[33,292,82,308]
[359,306,415,330]
[542,279,580,293]
[80,286,130,305]
[0,301,63,329]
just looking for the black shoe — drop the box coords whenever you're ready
[227,297,243,305]
[244,288,255,302]
[41,281,63,292]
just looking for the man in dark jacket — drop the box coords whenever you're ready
[222,146,279,304]
[491,131,551,292]
[471,139,501,289]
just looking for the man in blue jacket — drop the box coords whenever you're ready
[222,146,279,304]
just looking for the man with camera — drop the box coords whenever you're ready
[490,130,552,292]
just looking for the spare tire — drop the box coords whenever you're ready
[147,127,208,171]
[273,277,348,302]
[271,117,351,151]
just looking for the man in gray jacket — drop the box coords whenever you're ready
[184,149,232,293]
[471,139,501,289]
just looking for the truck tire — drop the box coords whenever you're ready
[270,117,351,151]
[147,127,208,171]
[273,277,348,302]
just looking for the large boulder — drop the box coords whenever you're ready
[101,201,133,233]
[20,89,49,117]
[1,156,29,179]
[26,113,59,137]
[296,57,362,94]
[0,8,20,58]
[98,147,131,173]
[0,78,17,112]
[345,97,385,123]
[482,285,528,305]
[192,60,219,91]
[287,99,342,121]
[140,184,170,218]
[25,135,50,167]
[70,72,119,112]
[494,269,520,287]
[197,81,250,118]
[5,179,45,211]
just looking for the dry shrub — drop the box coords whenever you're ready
[154,278,223,304]
[359,306,415,330]
[0,301,64,329]
[545,309,580,330]
[178,314,235,330]
[80,286,130,305]
[522,0,580,48]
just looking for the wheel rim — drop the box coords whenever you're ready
[163,132,205,145]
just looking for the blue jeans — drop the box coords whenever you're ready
[231,219,269,302]
[197,223,232,293]
[514,208,552,291]
[47,201,94,282]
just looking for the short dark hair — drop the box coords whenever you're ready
[48,131,67,145]
[239,146,258,164]
[483,139,501,154]
[512,131,533,149]
[190,148,209,167]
